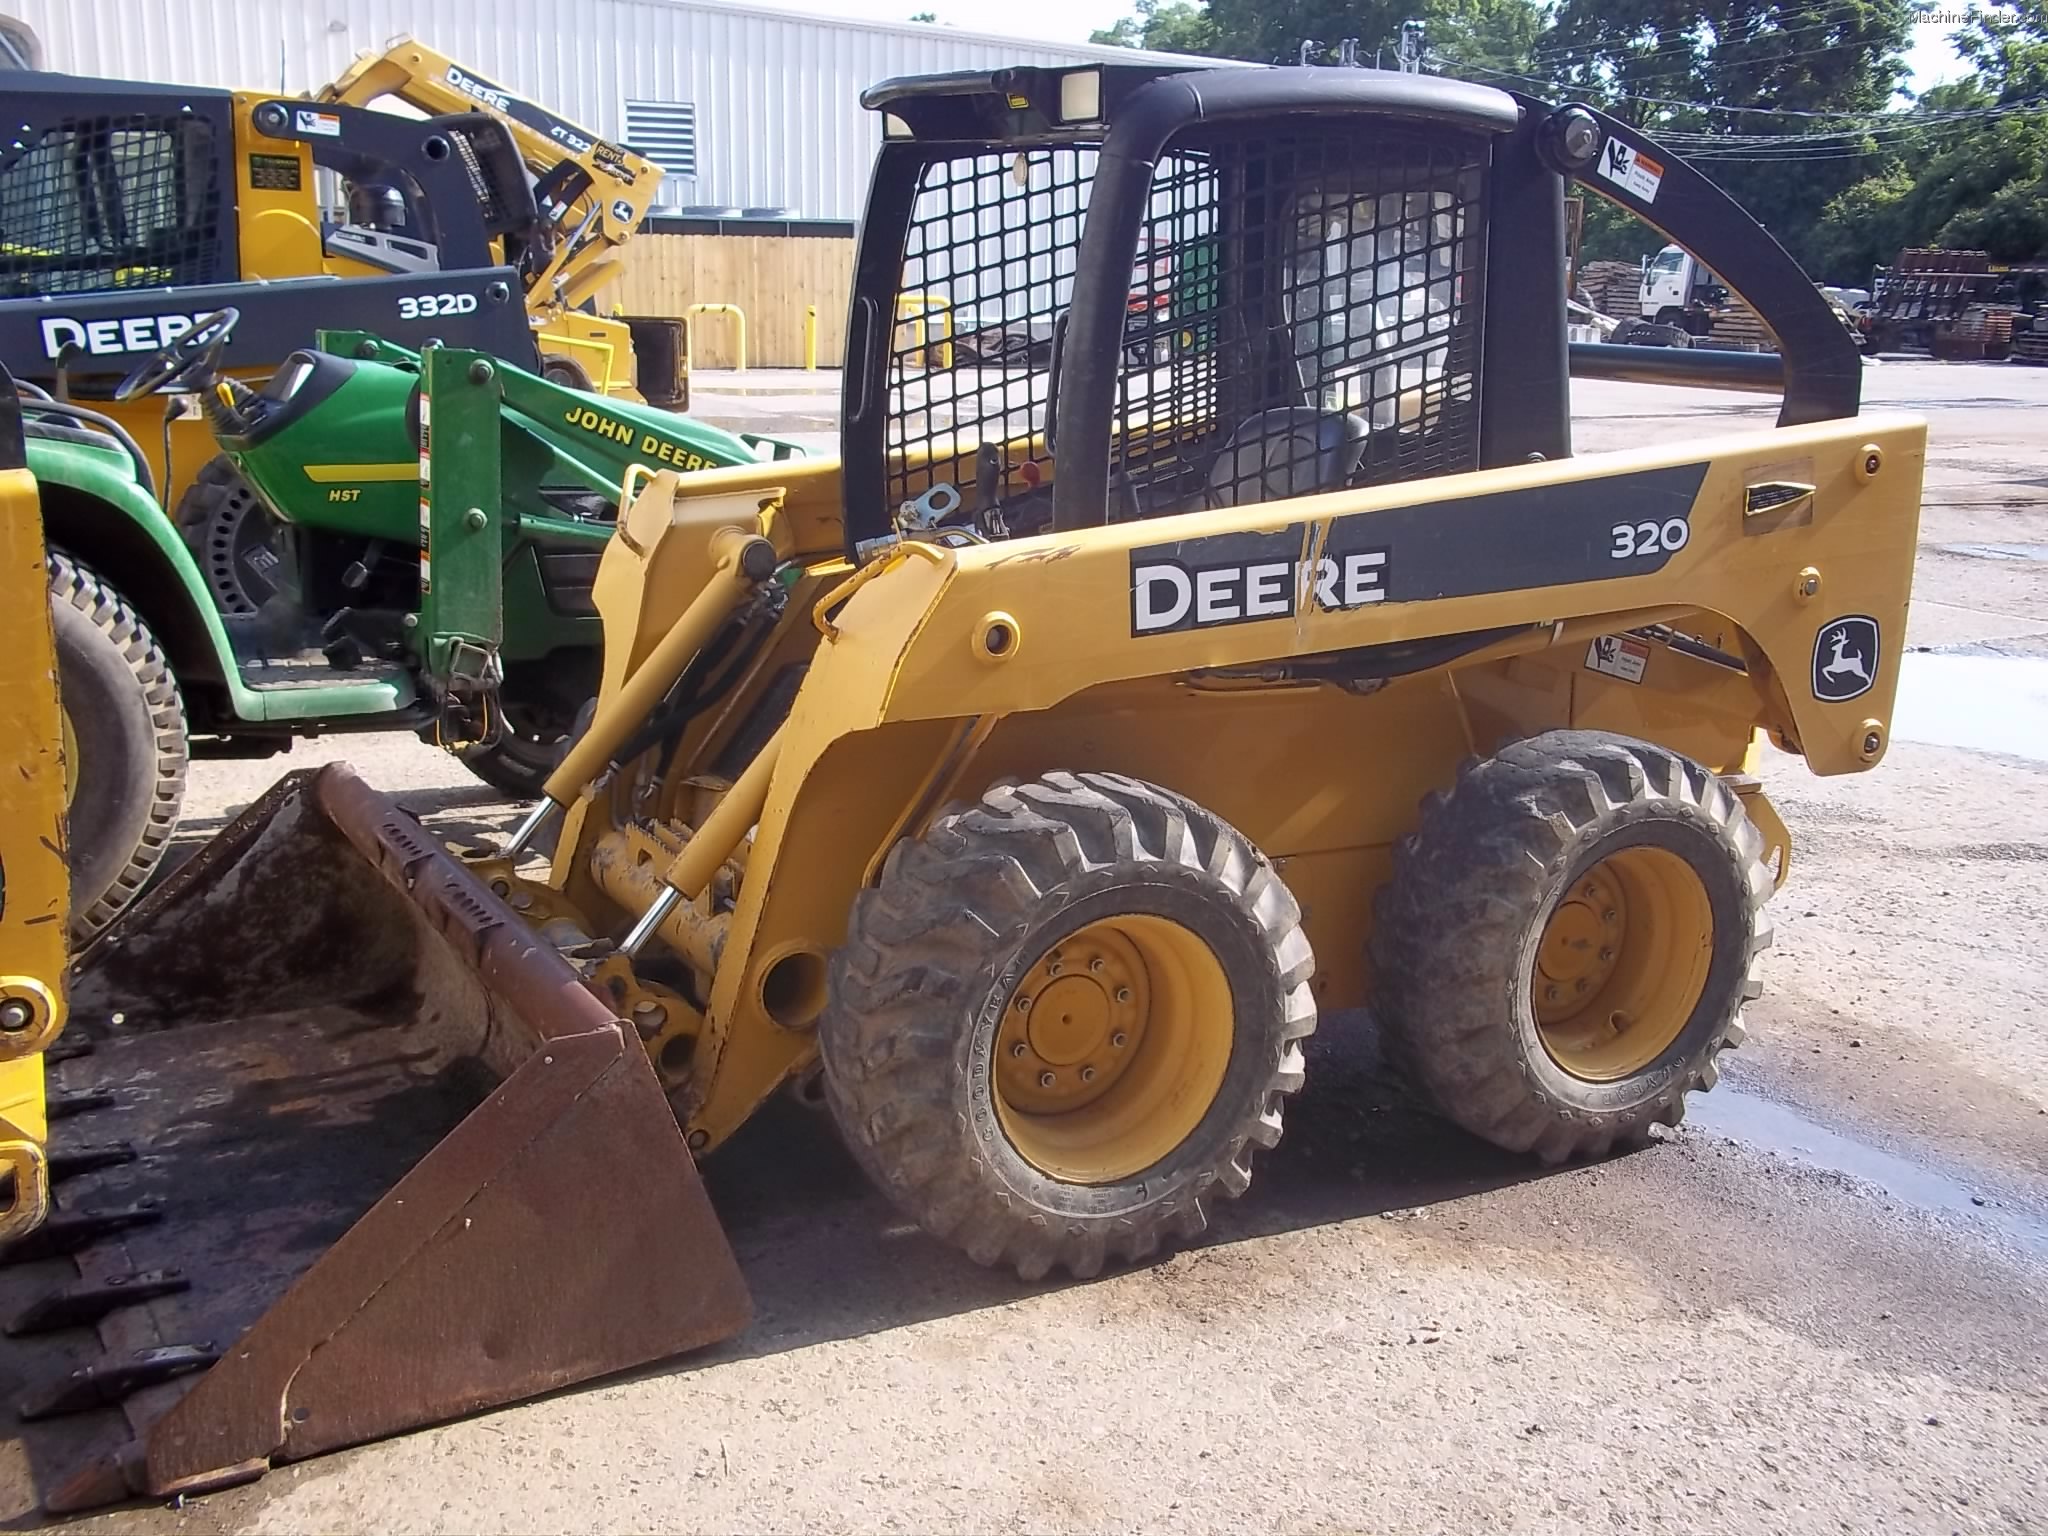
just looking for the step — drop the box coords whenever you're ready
[240,653,409,693]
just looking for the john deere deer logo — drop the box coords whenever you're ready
[1811,615,1880,703]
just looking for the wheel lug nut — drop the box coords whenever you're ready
[1545,984,1562,1001]
[1111,1031,1128,1048]
[1598,948,1614,962]
[1080,1066,1097,1083]
[1047,961,1062,976]
[1603,910,1618,922]
[1038,1070,1057,1088]
[1009,1041,1027,1058]
[1015,995,1031,1013]
[1115,987,1131,1003]
[1089,957,1105,973]
[1575,978,1589,992]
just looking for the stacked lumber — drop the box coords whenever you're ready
[1576,260,1640,320]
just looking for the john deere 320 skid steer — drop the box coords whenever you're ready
[2,62,1922,1510]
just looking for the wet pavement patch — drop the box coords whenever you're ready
[1930,541,2048,563]
[1893,652,2048,762]
[1686,1088,2048,1258]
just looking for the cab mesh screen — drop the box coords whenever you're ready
[0,117,224,296]
[885,124,1486,527]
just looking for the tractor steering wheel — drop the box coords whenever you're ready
[113,308,241,402]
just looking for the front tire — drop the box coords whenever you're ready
[1371,731,1771,1164]
[46,551,189,942]
[821,772,1315,1280]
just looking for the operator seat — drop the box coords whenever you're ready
[1206,407,1369,507]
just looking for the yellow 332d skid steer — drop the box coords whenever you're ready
[3,64,1922,1510]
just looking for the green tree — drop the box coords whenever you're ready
[1090,0,1539,67]
[1806,164,1915,281]
[1953,0,2048,102]
[1788,3,2048,272]
[1530,0,1912,269]
[1090,1,1221,52]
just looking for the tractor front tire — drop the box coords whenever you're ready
[821,772,1315,1280]
[46,551,189,943]
[1371,731,1771,1164]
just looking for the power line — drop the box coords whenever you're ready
[1657,100,2043,144]
[1428,50,1959,118]
[1440,45,1906,103]
[1515,0,1913,70]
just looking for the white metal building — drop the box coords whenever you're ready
[0,0,1198,219]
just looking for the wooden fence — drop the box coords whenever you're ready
[600,229,855,370]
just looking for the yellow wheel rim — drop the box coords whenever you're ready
[1533,847,1714,1081]
[992,914,1232,1184]
[59,702,78,807]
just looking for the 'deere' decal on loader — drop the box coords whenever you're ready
[1129,462,1711,635]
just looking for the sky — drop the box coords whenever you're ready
[735,0,1976,93]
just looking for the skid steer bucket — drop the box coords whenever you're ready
[0,765,749,1512]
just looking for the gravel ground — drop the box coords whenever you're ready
[10,361,2048,1535]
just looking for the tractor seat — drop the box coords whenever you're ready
[1206,408,1369,508]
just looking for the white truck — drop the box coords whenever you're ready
[1631,243,1730,344]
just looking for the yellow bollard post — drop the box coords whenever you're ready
[683,304,747,373]
[805,305,818,371]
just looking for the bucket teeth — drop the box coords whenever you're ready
[5,764,753,1513]
[19,1344,221,1421]
[7,1268,191,1336]
[0,1200,162,1265]
[46,1142,138,1182]
[45,1089,116,1121]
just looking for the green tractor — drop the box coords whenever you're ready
[27,310,795,940]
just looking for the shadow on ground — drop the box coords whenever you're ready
[686,1012,1551,1368]
[0,1006,1562,1527]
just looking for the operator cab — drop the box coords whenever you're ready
[841,64,1536,553]
[839,62,1861,558]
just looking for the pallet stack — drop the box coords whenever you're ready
[1704,297,1776,352]
[2011,315,2048,364]
[1942,306,2016,361]
[1575,260,1641,321]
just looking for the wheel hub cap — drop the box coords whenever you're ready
[998,929,1148,1114]
[1531,847,1715,1082]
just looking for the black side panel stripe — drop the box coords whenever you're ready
[1129,461,1711,635]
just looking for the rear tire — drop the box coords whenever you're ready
[821,772,1315,1280]
[1371,731,1771,1164]
[46,550,189,943]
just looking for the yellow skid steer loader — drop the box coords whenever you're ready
[4,65,1921,1510]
